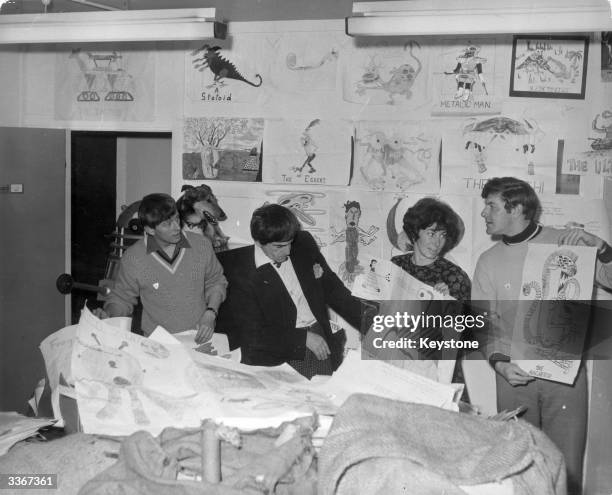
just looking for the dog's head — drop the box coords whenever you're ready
[181,184,227,223]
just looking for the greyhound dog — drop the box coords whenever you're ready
[178,184,230,252]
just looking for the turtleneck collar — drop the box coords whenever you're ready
[502,221,542,245]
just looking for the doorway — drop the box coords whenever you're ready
[69,131,172,324]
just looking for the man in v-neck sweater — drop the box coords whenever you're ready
[472,177,612,494]
[99,193,227,342]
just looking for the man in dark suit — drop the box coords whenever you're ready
[217,204,363,379]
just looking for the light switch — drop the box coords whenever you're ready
[10,184,23,193]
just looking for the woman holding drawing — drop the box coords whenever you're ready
[391,197,471,301]
[383,197,472,385]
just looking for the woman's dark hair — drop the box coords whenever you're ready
[251,204,301,244]
[402,197,464,255]
[138,193,177,229]
[481,177,541,222]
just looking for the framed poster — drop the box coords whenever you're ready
[509,35,588,99]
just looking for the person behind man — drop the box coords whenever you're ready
[96,193,227,344]
[472,177,612,494]
[216,203,363,379]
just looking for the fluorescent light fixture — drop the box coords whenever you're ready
[0,8,227,44]
[346,0,612,36]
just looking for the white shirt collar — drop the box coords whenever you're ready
[254,242,274,268]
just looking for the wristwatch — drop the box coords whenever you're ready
[489,352,510,369]
[206,307,218,318]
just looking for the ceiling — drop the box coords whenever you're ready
[0,0,363,20]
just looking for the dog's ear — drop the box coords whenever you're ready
[181,184,195,192]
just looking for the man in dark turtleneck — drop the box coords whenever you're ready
[472,177,612,494]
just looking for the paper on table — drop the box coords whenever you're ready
[313,351,462,410]
[0,412,56,456]
[39,324,77,426]
[73,307,206,436]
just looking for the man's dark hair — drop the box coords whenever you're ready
[138,193,177,229]
[402,197,464,256]
[251,204,301,245]
[481,177,541,221]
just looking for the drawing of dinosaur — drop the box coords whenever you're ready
[192,44,263,88]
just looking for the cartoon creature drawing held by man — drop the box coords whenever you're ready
[330,201,379,285]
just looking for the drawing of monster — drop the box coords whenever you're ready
[521,249,580,350]
[359,131,388,189]
[330,201,378,285]
[384,134,427,190]
[462,116,544,174]
[355,41,422,104]
[192,44,263,88]
[359,130,429,190]
[444,44,488,102]
[590,110,612,150]
[293,119,320,175]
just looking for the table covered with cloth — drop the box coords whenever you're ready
[318,394,566,495]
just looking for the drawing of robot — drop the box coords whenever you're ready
[444,44,488,102]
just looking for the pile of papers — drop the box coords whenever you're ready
[41,306,462,438]
[0,412,56,456]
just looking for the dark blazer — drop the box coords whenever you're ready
[217,231,362,367]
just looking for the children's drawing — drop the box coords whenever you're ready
[265,189,330,248]
[265,31,345,102]
[432,40,500,116]
[590,110,612,151]
[294,119,319,175]
[445,44,488,101]
[192,44,263,88]
[327,191,384,288]
[182,117,263,181]
[330,200,379,285]
[55,48,155,121]
[76,337,191,425]
[560,110,612,178]
[73,308,202,435]
[263,119,351,185]
[512,244,596,384]
[343,40,428,105]
[185,34,267,105]
[441,115,557,195]
[353,121,440,192]
[510,36,588,99]
[287,49,338,71]
[462,116,544,175]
